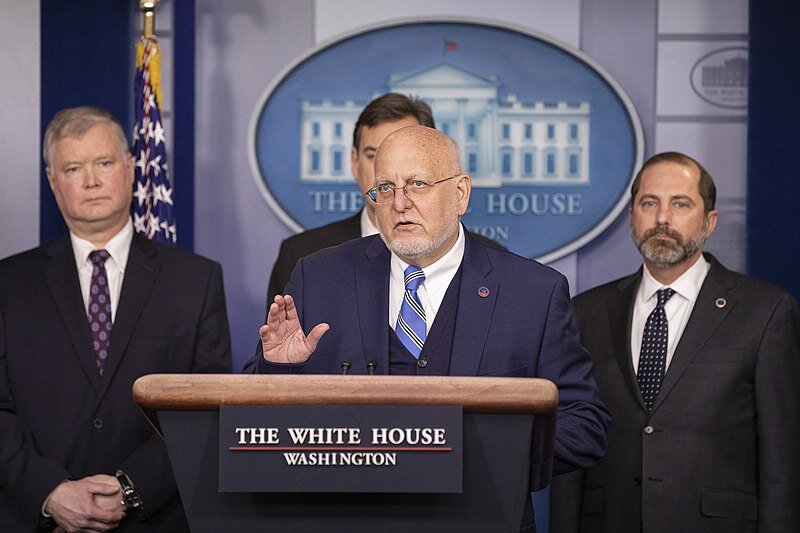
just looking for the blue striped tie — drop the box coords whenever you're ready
[396,266,426,358]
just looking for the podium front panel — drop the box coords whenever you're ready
[159,410,534,532]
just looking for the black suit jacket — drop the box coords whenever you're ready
[0,233,232,531]
[551,254,800,533]
[266,213,361,308]
[266,211,507,313]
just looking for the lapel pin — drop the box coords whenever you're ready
[478,286,490,298]
[715,297,726,309]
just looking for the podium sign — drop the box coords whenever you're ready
[219,405,463,493]
[133,374,558,531]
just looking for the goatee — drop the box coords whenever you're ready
[632,224,707,269]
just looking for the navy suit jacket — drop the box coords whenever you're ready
[245,232,609,475]
[266,211,507,313]
[0,234,232,531]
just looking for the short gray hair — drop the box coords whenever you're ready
[43,106,129,166]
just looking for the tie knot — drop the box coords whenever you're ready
[89,249,110,265]
[656,288,675,307]
[403,266,425,292]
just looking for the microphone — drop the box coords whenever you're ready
[366,357,377,376]
[340,357,352,375]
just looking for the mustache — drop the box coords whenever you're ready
[642,225,683,242]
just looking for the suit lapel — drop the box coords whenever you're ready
[450,235,497,376]
[355,237,390,373]
[43,236,101,389]
[97,235,160,398]
[608,273,644,409]
[652,256,735,412]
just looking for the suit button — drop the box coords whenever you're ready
[417,358,428,368]
[93,418,104,429]
[634,477,641,486]
[643,425,654,434]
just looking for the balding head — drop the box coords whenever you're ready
[371,125,471,267]
[374,125,462,180]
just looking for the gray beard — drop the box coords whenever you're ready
[383,216,460,263]
[632,224,707,269]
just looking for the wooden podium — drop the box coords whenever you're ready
[133,374,558,532]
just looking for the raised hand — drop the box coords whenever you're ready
[260,295,329,364]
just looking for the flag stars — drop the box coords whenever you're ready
[153,121,166,146]
[132,36,177,244]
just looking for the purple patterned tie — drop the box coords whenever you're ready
[88,250,113,376]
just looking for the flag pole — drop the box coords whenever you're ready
[132,0,176,244]
[139,0,159,38]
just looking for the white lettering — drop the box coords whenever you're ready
[287,427,362,445]
[484,193,583,216]
[234,427,279,445]
[308,191,363,214]
[282,452,397,466]
[370,427,447,445]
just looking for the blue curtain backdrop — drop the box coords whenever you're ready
[40,0,132,244]
[747,0,800,301]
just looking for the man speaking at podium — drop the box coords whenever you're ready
[244,125,609,528]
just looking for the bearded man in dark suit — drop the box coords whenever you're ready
[550,152,800,533]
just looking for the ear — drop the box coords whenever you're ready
[45,167,56,192]
[125,152,135,186]
[456,174,471,216]
[350,146,359,180]
[704,209,718,238]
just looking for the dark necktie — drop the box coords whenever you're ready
[637,288,675,410]
[88,250,113,376]
[396,266,426,359]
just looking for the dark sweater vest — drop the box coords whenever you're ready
[388,263,463,375]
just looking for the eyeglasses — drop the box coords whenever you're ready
[366,175,459,204]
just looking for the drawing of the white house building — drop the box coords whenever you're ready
[299,61,590,187]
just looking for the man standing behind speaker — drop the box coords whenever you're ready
[551,151,800,532]
[0,106,231,531]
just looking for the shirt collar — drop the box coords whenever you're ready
[70,220,134,272]
[640,254,711,304]
[360,207,379,237]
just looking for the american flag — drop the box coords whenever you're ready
[131,36,176,244]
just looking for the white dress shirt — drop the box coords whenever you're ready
[388,224,465,333]
[631,256,711,373]
[360,207,379,237]
[70,221,133,323]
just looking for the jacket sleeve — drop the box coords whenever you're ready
[536,275,610,475]
[755,292,800,531]
[0,311,74,522]
[118,260,232,519]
